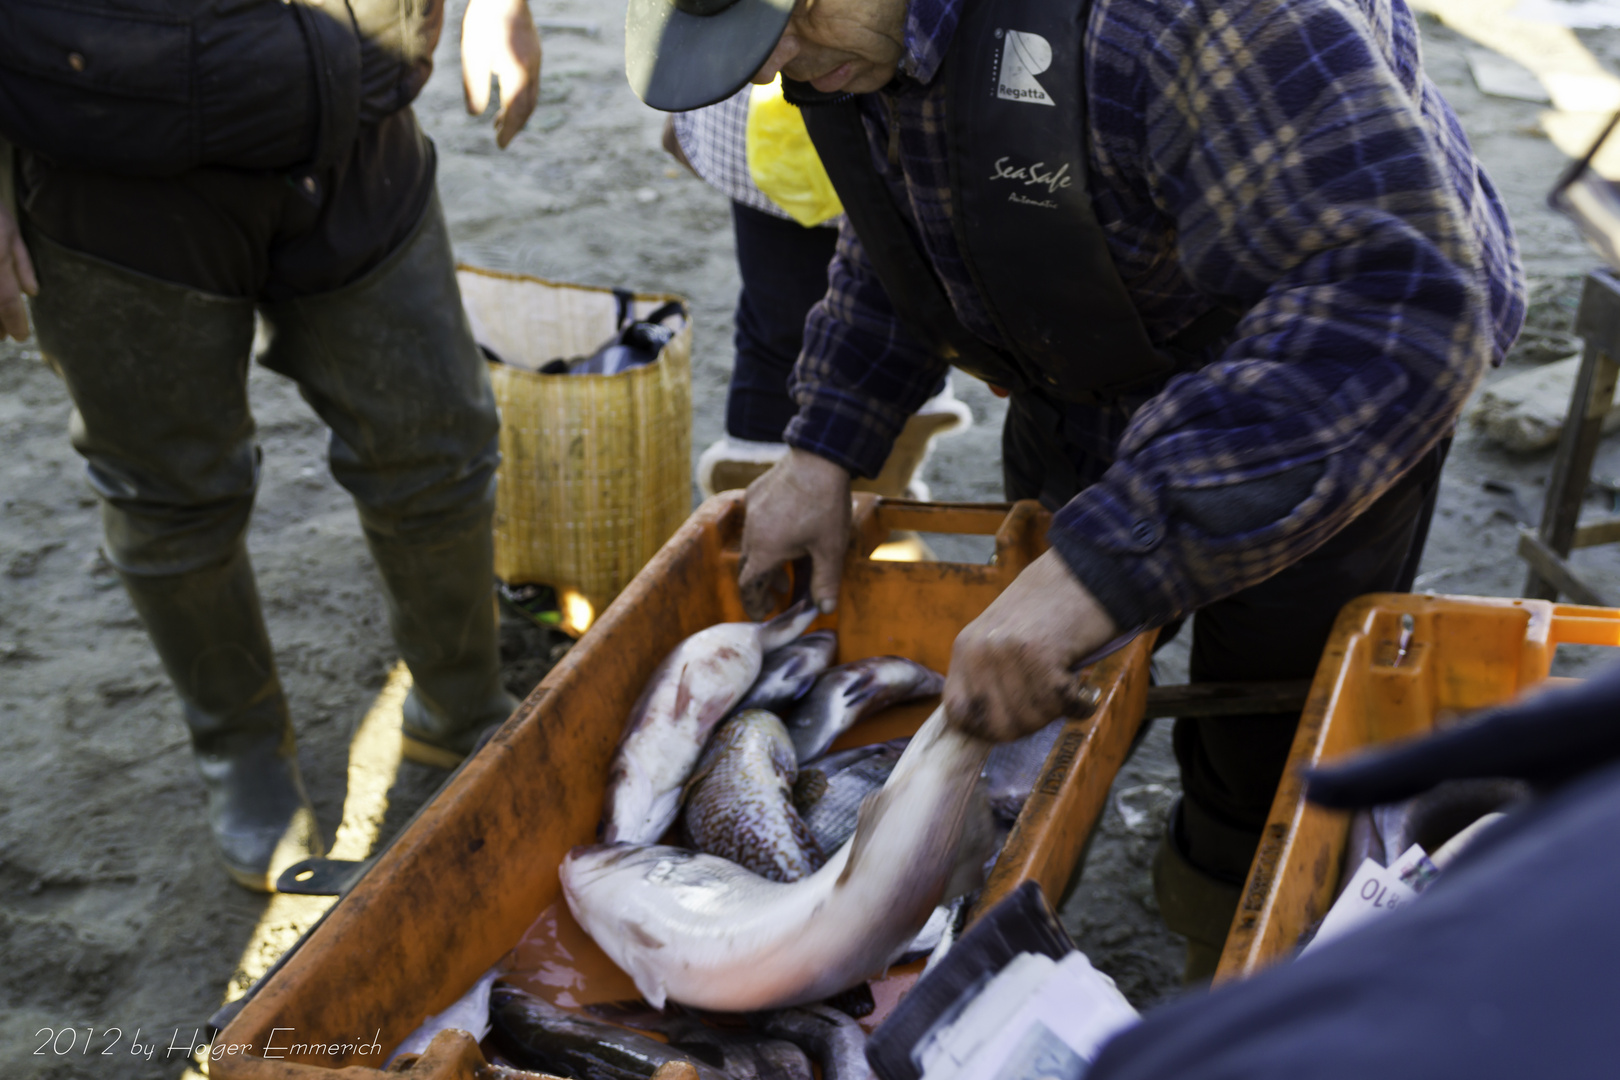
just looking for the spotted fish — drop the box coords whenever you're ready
[602,601,818,844]
[561,706,992,1011]
[681,709,824,882]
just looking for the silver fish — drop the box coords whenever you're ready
[981,718,1067,824]
[561,706,991,1011]
[785,657,945,763]
[681,710,824,882]
[737,631,838,713]
[602,601,818,844]
[488,983,731,1080]
[755,1005,873,1080]
[793,739,908,853]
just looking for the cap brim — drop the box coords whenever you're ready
[625,0,795,112]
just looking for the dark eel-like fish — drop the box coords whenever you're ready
[487,983,732,1080]
[754,1004,873,1080]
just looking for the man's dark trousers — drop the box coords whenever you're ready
[1003,392,1449,969]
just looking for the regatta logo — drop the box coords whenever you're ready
[995,30,1055,106]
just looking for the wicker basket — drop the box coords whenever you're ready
[457,265,693,621]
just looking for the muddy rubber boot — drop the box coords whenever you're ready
[118,548,324,892]
[366,520,518,768]
[1152,799,1246,984]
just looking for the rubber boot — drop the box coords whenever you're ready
[23,224,320,893]
[251,199,516,769]
[118,548,324,892]
[1152,798,1246,984]
[366,519,519,768]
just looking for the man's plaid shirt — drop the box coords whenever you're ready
[784,0,1525,632]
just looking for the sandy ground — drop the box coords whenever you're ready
[2,4,1616,1076]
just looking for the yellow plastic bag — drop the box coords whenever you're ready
[746,76,844,227]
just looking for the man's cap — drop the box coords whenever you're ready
[625,0,795,112]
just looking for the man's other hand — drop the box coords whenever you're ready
[944,550,1120,742]
[738,448,851,619]
[462,0,542,148]
[0,204,37,342]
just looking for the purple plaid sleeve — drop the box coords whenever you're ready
[783,0,1524,625]
[1047,0,1514,629]
[786,218,951,478]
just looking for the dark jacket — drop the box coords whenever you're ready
[0,0,442,177]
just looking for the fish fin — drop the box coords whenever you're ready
[672,662,695,723]
[630,921,668,951]
[758,599,818,651]
[792,770,829,812]
[789,804,827,872]
[837,789,890,888]
[942,781,995,901]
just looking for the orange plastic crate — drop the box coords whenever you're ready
[1216,593,1620,982]
[211,493,1153,1080]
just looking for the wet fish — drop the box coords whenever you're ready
[892,894,970,967]
[681,710,824,882]
[754,1005,873,1080]
[487,983,732,1080]
[602,601,819,844]
[785,657,945,763]
[561,706,992,1011]
[586,1004,815,1080]
[981,717,1066,824]
[737,631,838,713]
[1377,778,1529,857]
[793,739,907,853]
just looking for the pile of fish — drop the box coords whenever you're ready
[489,986,878,1080]
[481,603,1079,1079]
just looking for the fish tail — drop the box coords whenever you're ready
[758,600,818,651]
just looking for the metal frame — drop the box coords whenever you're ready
[1519,270,1620,606]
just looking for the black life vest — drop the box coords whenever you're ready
[788,0,1238,404]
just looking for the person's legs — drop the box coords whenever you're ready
[699,202,841,495]
[726,200,838,442]
[1156,438,1450,979]
[22,220,322,891]
[257,195,513,766]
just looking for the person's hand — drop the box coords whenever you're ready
[738,448,852,619]
[0,204,38,343]
[944,550,1120,742]
[462,0,542,149]
[661,115,697,177]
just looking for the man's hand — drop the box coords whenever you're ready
[462,0,542,149]
[738,449,852,619]
[0,204,38,343]
[661,115,697,177]
[944,550,1120,742]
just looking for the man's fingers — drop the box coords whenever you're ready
[806,547,842,614]
[1060,680,1102,720]
[11,234,37,297]
[464,64,493,116]
[491,17,541,147]
[494,67,539,148]
[737,556,790,621]
[0,237,32,341]
[0,297,29,343]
